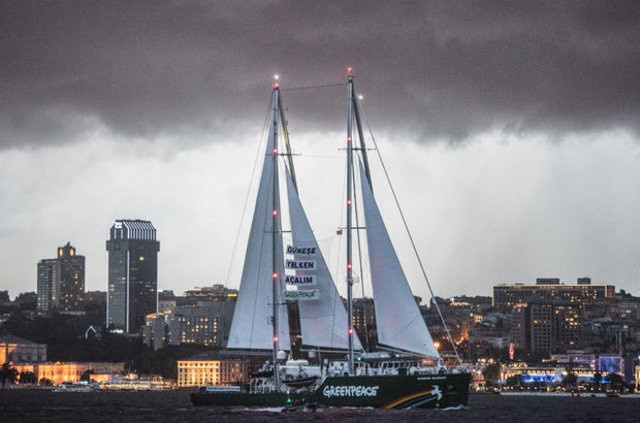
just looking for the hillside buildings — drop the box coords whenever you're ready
[106,219,160,333]
[493,278,615,310]
[143,285,238,350]
[167,301,236,347]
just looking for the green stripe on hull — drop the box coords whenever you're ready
[311,373,471,409]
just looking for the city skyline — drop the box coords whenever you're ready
[1,2,640,301]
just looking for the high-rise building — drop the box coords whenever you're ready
[36,242,85,314]
[37,258,60,313]
[143,312,168,351]
[57,242,85,312]
[512,297,582,354]
[106,219,160,333]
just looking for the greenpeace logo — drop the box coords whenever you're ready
[322,385,379,398]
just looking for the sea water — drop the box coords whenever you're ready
[1,389,639,422]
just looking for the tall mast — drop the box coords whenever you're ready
[278,94,298,193]
[271,80,281,390]
[352,89,373,190]
[346,68,355,374]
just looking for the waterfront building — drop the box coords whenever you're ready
[176,353,248,387]
[500,362,607,385]
[37,242,85,314]
[0,334,47,365]
[12,362,124,385]
[106,219,160,333]
[493,277,615,310]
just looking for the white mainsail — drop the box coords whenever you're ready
[227,92,290,351]
[285,167,363,351]
[359,163,440,359]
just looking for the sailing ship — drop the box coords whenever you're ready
[191,70,470,409]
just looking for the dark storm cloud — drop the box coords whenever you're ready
[1,0,639,149]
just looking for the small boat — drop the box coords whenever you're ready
[53,381,99,392]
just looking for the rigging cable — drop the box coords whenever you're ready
[280,82,343,92]
[224,96,273,287]
[358,98,462,365]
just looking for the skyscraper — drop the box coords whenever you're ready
[106,219,160,333]
[57,242,85,312]
[36,242,85,314]
[37,258,60,313]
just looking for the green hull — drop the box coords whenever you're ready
[190,372,470,409]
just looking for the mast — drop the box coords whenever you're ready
[271,80,281,389]
[346,68,355,374]
[278,94,298,193]
[352,89,373,189]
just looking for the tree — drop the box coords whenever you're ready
[482,363,501,385]
[18,371,37,384]
[606,373,624,391]
[593,371,602,387]
[1,363,18,387]
[506,374,522,387]
[80,370,94,382]
[562,372,577,386]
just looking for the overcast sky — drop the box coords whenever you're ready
[1,1,639,301]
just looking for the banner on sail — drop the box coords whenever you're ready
[285,259,316,270]
[286,245,317,256]
[284,274,316,285]
[284,290,319,301]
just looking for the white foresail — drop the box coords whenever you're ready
[227,92,290,351]
[285,167,362,351]
[359,163,440,359]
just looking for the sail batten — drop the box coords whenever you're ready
[359,163,440,359]
[227,92,290,351]
[286,167,362,351]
